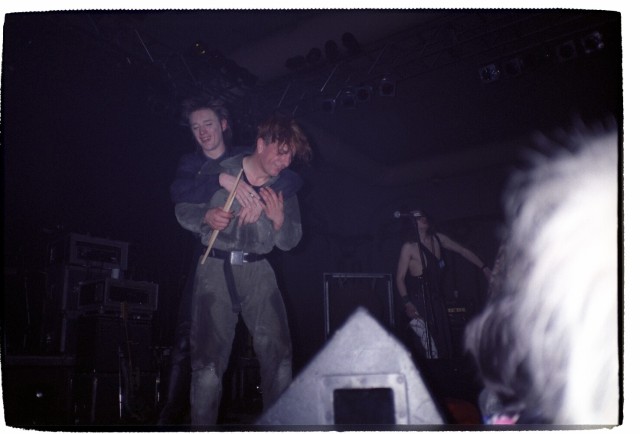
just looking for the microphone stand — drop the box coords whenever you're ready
[410,217,438,359]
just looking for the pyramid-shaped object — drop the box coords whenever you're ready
[258,307,444,426]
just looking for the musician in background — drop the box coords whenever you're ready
[395,212,491,360]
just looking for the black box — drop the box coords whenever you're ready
[42,265,112,354]
[48,233,129,270]
[77,278,158,316]
[323,273,394,340]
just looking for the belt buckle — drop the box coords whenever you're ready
[230,250,245,265]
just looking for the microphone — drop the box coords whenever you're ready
[393,210,423,218]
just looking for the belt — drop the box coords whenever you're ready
[209,248,265,265]
[204,248,265,314]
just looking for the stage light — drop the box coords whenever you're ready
[321,98,336,113]
[478,63,500,83]
[355,85,372,102]
[340,88,356,109]
[285,55,306,71]
[219,58,239,78]
[306,47,323,66]
[191,40,209,56]
[237,67,258,87]
[502,57,523,77]
[555,40,577,62]
[325,40,339,63]
[379,75,396,96]
[342,32,361,56]
[581,31,604,54]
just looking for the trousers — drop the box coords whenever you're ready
[409,318,439,359]
[190,256,292,426]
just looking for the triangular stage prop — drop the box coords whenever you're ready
[258,307,444,426]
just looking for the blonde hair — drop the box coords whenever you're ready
[465,122,620,425]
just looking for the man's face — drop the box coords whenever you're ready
[256,139,293,177]
[189,108,227,158]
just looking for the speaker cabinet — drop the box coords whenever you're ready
[43,265,111,354]
[259,308,444,426]
[75,315,154,373]
[323,273,394,340]
[46,265,111,312]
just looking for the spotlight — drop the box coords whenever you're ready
[340,88,356,109]
[237,67,258,87]
[502,57,523,77]
[379,75,396,97]
[285,55,306,71]
[321,98,336,113]
[522,46,554,71]
[220,58,240,78]
[325,40,339,63]
[355,85,372,102]
[342,32,361,56]
[306,47,323,66]
[191,40,209,56]
[207,49,226,68]
[581,31,604,54]
[478,63,500,83]
[555,40,577,62]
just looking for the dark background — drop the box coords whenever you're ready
[2,10,622,376]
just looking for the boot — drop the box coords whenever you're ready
[156,322,191,425]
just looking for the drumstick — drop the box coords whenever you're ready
[201,168,244,264]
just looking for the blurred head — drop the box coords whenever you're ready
[464,121,619,425]
[254,114,312,177]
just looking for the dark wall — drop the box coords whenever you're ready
[2,13,198,346]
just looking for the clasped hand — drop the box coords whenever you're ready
[204,182,285,230]
[236,185,285,229]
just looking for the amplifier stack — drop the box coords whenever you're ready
[48,232,129,271]
[5,233,162,427]
[77,277,158,318]
[46,233,159,424]
[42,233,159,354]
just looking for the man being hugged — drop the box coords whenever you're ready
[175,114,311,426]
